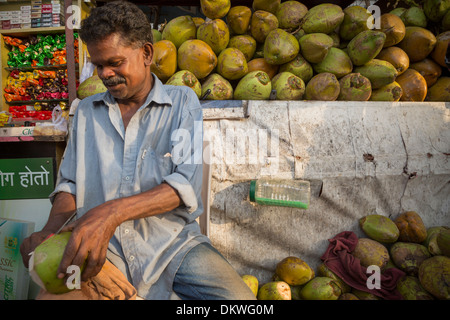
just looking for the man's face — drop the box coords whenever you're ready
[87,33,153,101]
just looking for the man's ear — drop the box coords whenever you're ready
[143,43,153,66]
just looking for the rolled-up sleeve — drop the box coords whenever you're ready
[163,90,203,214]
[49,108,78,203]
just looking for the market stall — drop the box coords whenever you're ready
[1,0,449,300]
[0,0,91,299]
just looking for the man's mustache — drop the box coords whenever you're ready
[102,76,126,87]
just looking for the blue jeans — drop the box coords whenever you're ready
[173,242,256,300]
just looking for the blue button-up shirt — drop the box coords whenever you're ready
[50,74,209,299]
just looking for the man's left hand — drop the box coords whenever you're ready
[57,201,121,282]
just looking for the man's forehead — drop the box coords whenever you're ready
[87,33,134,51]
[87,34,136,59]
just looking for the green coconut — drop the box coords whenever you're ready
[304,72,340,101]
[216,47,248,80]
[402,7,428,27]
[317,263,351,294]
[276,1,308,30]
[252,0,281,15]
[166,70,202,98]
[398,26,437,62]
[161,15,197,49]
[29,232,85,294]
[275,256,314,286]
[200,0,231,19]
[278,54,314,83]
[338,73,372,101]
[370,82,403,101]
[241,275,258,297]
[152,29,162,43]
[339,5,372,41]
[353,59,398,89]
[257,281,291,300]
[201,73,233,100]
[227,35,257,62]
[196,18,230,55]
[359,214,400,243]
[397,276,435,300]
[347,30,386,66]
[390,242,431,276]
[234,70,272,100]
[423,0,450,23]
[442,9,450,30]
[226,6,252,35]
[427,77,450,101]
[352,238,390,269]
[298,33,334,64]
[302,3,344,34]
[264,28,299,65]
[299,277,342,300]
[77,75,107,99]
[250,10,279,43]
[418,255,450,299]
[312,47,353,79]
[271,72,305,100]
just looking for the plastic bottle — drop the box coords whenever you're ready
[249,179,310,209]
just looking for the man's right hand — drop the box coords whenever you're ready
[20,230,56,268]
[19,192,77,269]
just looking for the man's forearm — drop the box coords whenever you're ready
[97,182,182,227]
[42,192,77,233]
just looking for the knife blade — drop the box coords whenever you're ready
[54,210,77,235]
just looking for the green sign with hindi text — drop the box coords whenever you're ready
[0,158,54,200]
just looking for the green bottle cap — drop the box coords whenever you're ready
[249,180,256,202]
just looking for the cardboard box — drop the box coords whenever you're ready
[1,21,11,29]
[0,218,35,300]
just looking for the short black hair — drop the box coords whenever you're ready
[79,1,153,48]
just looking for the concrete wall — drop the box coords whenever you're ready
[202,100,450,284]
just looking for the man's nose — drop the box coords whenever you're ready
[98,66,115,79]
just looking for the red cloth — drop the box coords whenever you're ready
[320,231,405,300]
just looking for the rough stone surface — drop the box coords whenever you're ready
[203,101,450,284]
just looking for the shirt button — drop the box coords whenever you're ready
[125,176,130,180]
[124,229,129,234]
[129,255,135,261]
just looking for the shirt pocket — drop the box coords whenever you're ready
[138,147,173,184]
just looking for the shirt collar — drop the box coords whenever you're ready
[92,73,172,108]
